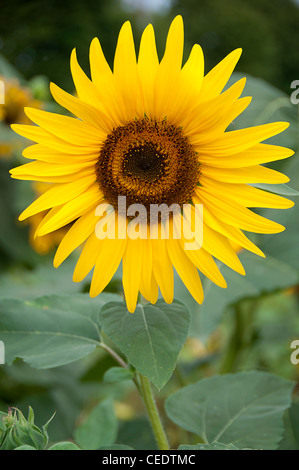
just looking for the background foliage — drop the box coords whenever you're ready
[0,0,299,450]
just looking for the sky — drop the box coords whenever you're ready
[122,0,172,13]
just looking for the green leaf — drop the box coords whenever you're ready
[14,445,37,450]
[74,398,118,450]
[98,444,134,450]
[0,54,23,79]
[279,401,299,450]
[230,72,298,151]
[178,442,239,450]
[103,367,134,384]
[0,293,119,368]
[48,441,81,450]
[195,251,298,339]
[251,183,299,196]
[166,371,294,450]
[99,299,190,390]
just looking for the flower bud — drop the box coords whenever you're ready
[0,407,53,450]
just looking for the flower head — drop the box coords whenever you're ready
[10,16,294,312]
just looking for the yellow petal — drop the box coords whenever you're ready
[36,184,102,236]
[200,175,294,209]
[184,204,245,274]
[54,208,99,267]
[151,226,174,304]
[200,164,290,184]
[179,234,227,288]
[12,124,99,155]
[167,233,204,304]
[153,16,184,119]
[22,144,99,163]
[140,238,153,295]
[89,37,113,83]
[24,107,102,146]
[140,272,159,304]
[198,188,285,234]
[122,237,143,313]
[19,174,96,220]
[90,236,127,297]
[196,143,294,167]
[160,15,184,70]
[73,233,103,282]
[138,23,159,116]
[50,82,112,133]
[70,48,107,110]
[200,202,265,257]
[200,48,242,101]
[183,78,247,137]
[10,160,93,177]
[196,122,289,156]
[113,21,139,121]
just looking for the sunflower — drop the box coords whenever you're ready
[10,16,294,313]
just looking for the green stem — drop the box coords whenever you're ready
[219,304,244,374]
[219,299,258,374]
[98,342,128,369]
[98,341,170,449]
[138,374,170,450]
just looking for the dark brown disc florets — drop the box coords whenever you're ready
[95,117,200,214]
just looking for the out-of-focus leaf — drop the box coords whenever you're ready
[251,183,299,196]
[178,442,239,450]
[103,367,134,384]
[279,401,299,450]
[74,398,117,450]
[48,441,81,450]
[98,444,134,450]
[166,371,294,450]
[192,251,298,339]
[0,293,119,368]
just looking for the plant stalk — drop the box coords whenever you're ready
[138,374,170,450]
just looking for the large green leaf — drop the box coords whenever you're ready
[99,299,190,390]
[178,442,239,450]
[230,72,298,153]
[0,259,86,300]
[192,251,298,339]
[251,183,299,196]
[74,398,118,450]
[0,293,119,368]
[166,371,294,450]
[279,401,299,450]
[98,444,134,450]
[48,441,81,450]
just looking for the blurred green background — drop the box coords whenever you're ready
[0,0,299,449]
[1,0,299,92]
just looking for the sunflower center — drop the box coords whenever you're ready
[95,117,200,214]
[122,144,166,183]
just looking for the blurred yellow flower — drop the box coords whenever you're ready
[0,75,41,158]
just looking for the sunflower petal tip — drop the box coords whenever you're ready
[173,14,183,24]
[53,255,61,269]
